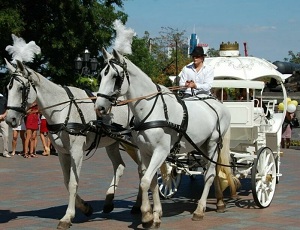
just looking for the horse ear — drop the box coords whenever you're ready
[4,58,16,73]
[102,47,112,61]
[112,49,123,62]
[16,60,25,72]
[16,60,33,80]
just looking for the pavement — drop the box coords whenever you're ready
[0,131,300,230]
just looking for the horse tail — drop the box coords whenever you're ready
[217,127,241,197]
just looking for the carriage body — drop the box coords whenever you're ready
[212,80,284,182]
[159,56,289,208]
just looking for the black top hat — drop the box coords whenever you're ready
[190,46,206,57]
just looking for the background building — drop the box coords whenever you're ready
[188,32,209,56]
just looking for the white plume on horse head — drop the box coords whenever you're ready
[112,19,136,55]
[5,34,41,64]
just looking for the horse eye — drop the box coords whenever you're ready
[104,66,110,75]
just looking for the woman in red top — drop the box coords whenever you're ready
[24,102,39,158]
[40,114,51,156]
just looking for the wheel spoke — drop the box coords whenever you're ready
[265,162,274,173]
[256,180,262,190]
[158,165,181,199]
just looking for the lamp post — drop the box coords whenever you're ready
[74,47,99,76]
[74,47,100,91]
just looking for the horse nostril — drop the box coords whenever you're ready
[95,107,106,117]
[99,107,105,113]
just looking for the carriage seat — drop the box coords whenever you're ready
[224,101,258,148]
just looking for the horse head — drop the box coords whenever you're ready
[95,48,130,115]
[5,59,38,127]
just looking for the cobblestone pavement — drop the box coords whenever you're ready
[0,133,300,230]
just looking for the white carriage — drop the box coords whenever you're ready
[158,51,290,208]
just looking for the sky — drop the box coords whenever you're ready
[121,0,299,62]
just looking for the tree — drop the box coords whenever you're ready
[284,51,300,64]
[145,27,190,86]
[0,0,127,90]
[126,28,191,87]
[127,35,161,80]
[206,48,219,57]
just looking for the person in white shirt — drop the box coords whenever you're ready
[179,46,214,97]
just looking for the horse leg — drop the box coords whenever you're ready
[139,154,154,228]
[150,173,162,228]
[140,149,164,228]
[103,142,125,213]
[57,153,74,229]
[192,161,216,221]
[214,175,226,213]
[57,150,90,229]
[130,149,144,214]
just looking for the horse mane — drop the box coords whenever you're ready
[27,67,41,83]
[121,54,173,95]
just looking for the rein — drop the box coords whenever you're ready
[116,86,185,105]
[96,58,238,168]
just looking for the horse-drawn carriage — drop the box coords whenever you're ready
[4,31,290,229]
[158,53,289,209]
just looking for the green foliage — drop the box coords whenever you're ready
[0,0,126,90]
[206,48,219,57]
[127,28,191,87]
[284,51,300,64]
[127,36,161,79]
[75,76,98,92]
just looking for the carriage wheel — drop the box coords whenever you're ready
[157,162,182,199]
[251,147,276,208]
[275,154,281,184]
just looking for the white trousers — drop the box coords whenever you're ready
[0,121,9,155]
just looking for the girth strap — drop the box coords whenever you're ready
[47,87,88,135]
[132,87,189,154]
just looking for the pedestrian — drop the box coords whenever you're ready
[40,114,51,156]
[11,119,26,156]
[179,46,214,98]
[24,102,39,158]
[0,93,10,158]
[281,104,297,149]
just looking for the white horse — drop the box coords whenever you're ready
[95,48,240,228]
[5,59,142,229]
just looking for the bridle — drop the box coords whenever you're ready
[96,58,130,106]
[7,70,36,115]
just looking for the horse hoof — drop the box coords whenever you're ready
[83,202,93,216]
[57,221,72,229]
[130,205,141,214]
[192,212,204,221]
[142,220,154,229]
[103,203,114,213]
[152,221,161,228]
[216,204,226,213]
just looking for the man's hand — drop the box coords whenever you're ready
[185,80,197,89]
